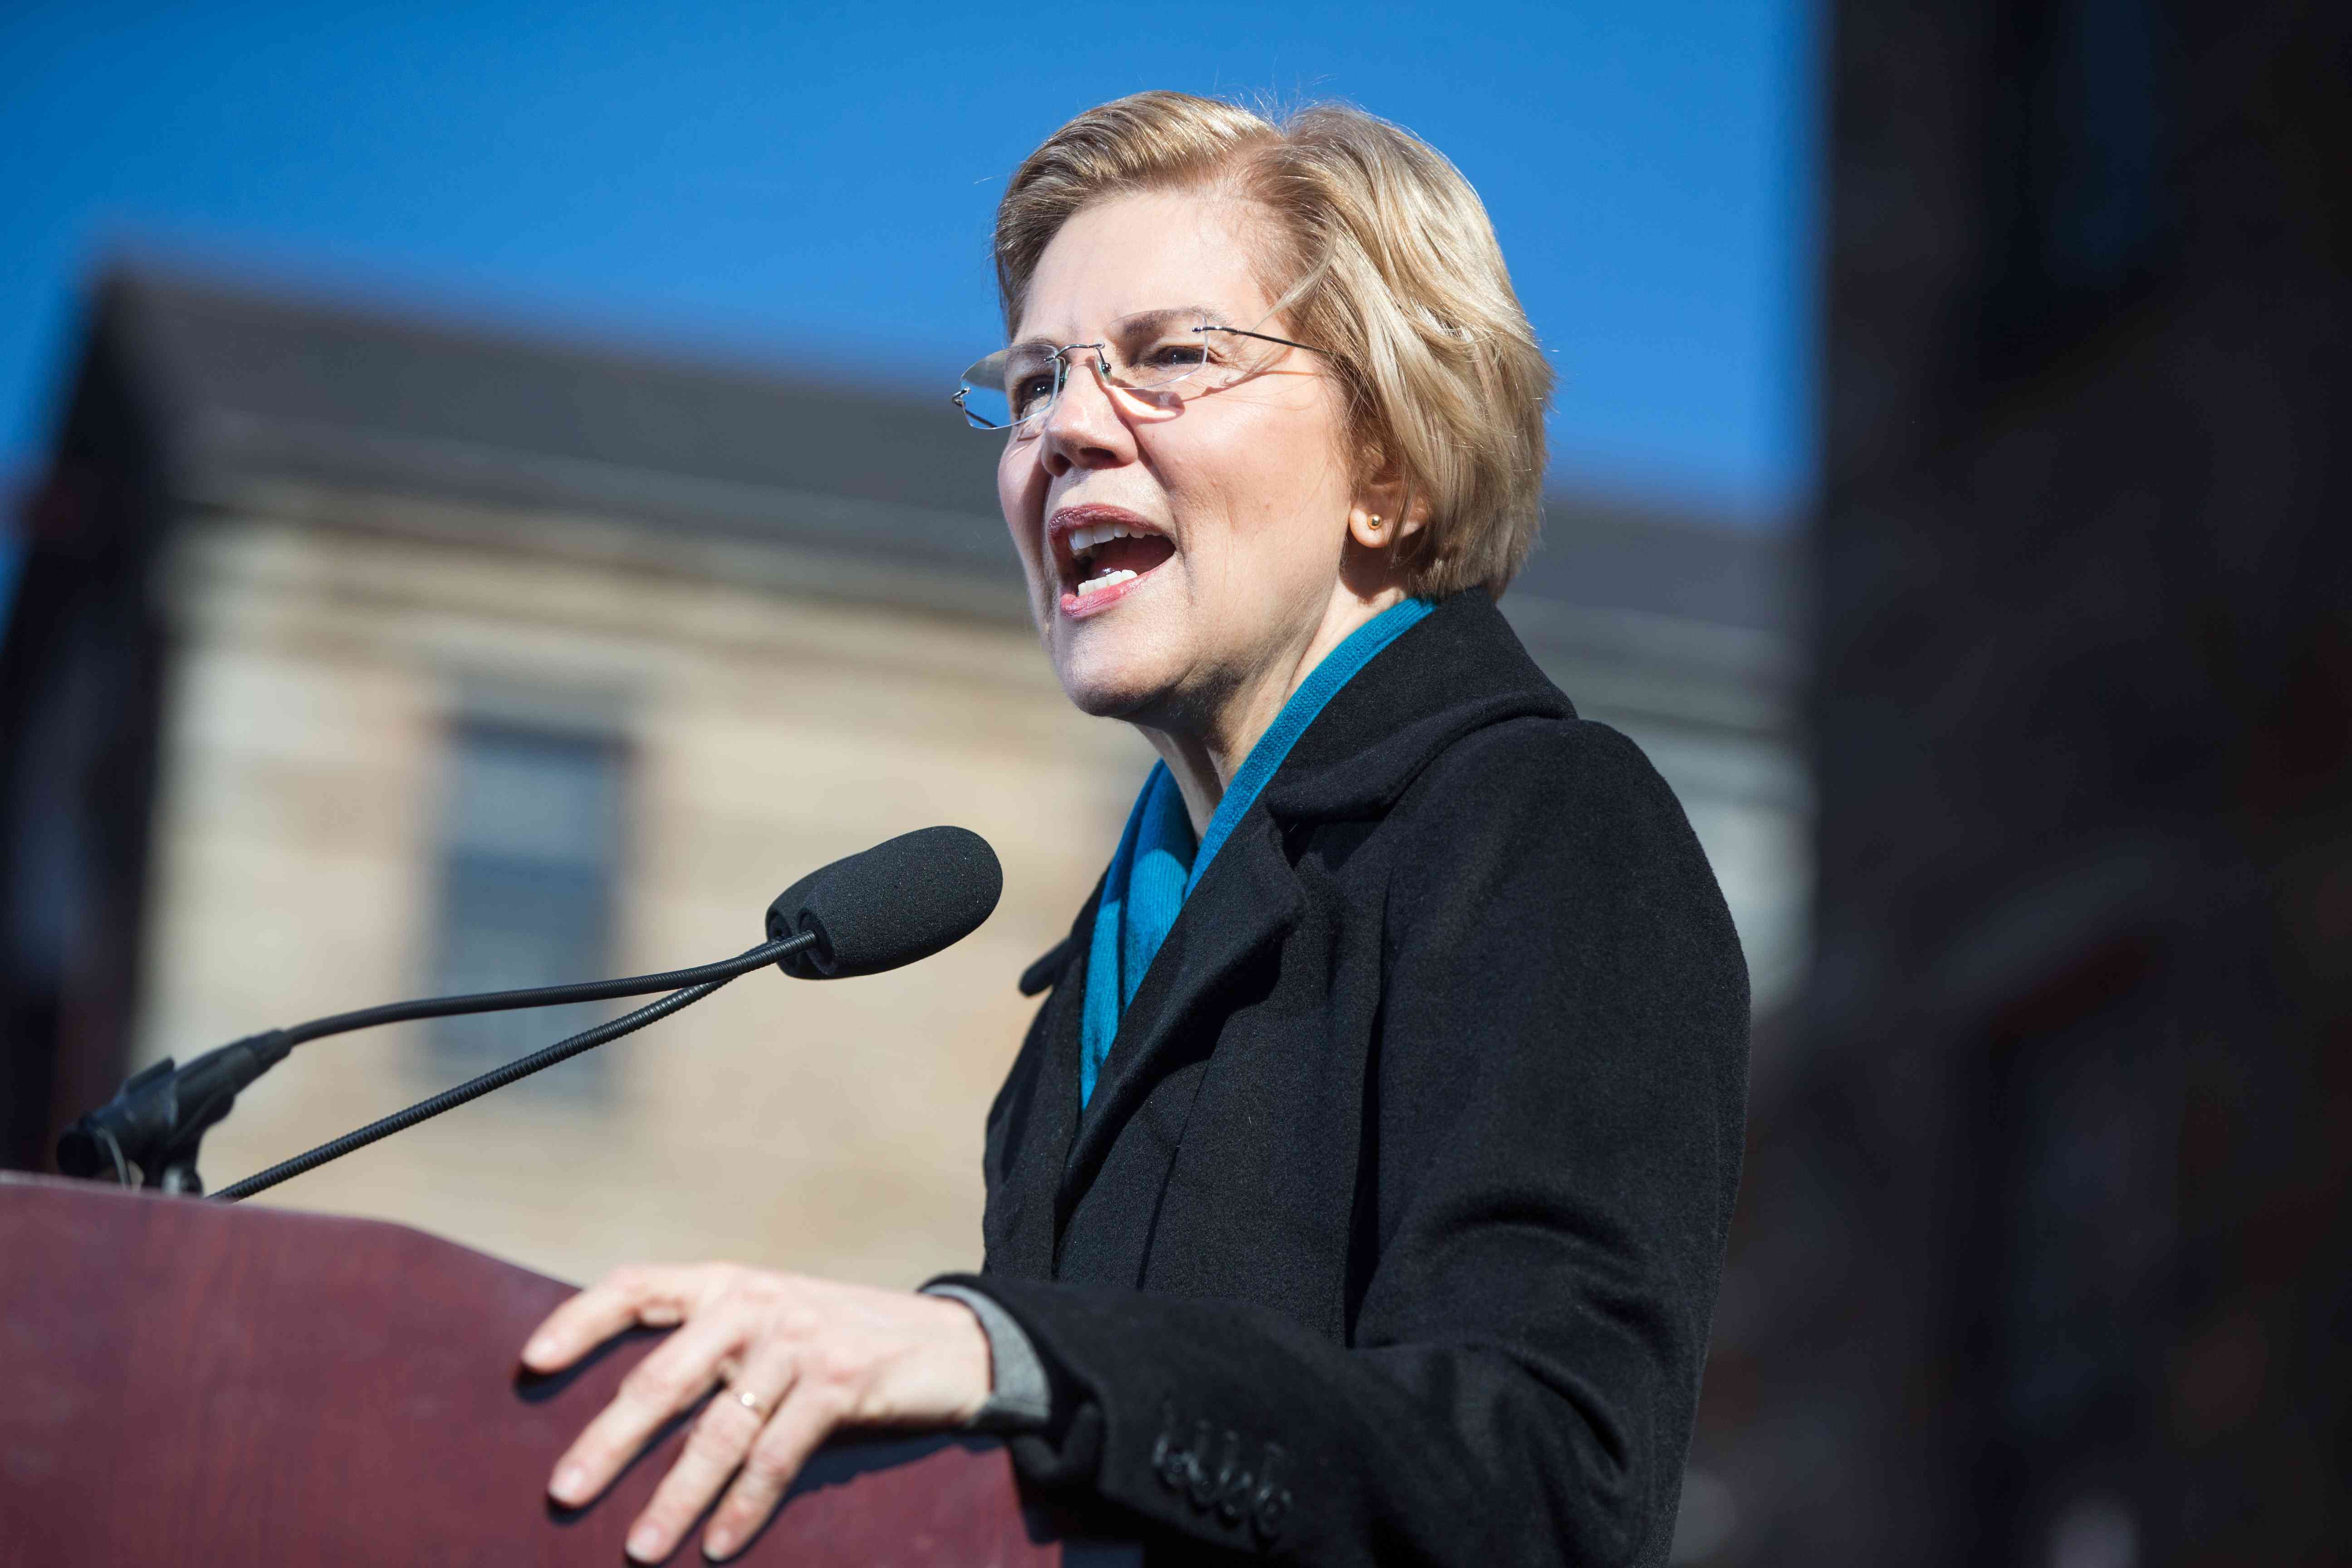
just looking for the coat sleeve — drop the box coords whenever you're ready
[929,719,1751,1568]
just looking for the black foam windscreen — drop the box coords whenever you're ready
[764,827,1004,980]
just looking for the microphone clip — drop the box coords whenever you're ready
[54,1030,292,1195]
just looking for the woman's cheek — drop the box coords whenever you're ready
[998,466,1047,595]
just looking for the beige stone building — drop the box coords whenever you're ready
[0,266,1802,1292]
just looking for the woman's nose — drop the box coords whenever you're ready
[1037,355,1134,476]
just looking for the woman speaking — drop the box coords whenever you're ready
[521,92,1749,1568]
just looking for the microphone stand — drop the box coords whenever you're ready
[57,934,814,1199]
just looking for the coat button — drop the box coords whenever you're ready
[1251,1442,1292,1542]
[1215,1445,1254,1524]
[1152,1422,1188,1492]
[1184,1423,1225,1510]
[1152,1410,1195,1495]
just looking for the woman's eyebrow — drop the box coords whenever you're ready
[1010,306,1230,347]
[1128,304,1220,324]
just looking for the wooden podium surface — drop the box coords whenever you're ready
[0,1175,1125,1566]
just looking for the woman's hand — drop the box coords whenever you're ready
[520,1263,993,1563]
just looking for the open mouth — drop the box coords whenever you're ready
[1054,509,1177,608]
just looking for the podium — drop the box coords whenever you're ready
[0,1175,1131,1566]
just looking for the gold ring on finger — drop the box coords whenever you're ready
[732,1387,767,1418]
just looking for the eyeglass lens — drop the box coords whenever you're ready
[955,309,1290,432]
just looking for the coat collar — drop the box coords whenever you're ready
[1022,589,1574,1263]
[1264,588,1574,821]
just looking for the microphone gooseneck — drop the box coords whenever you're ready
[277,945,818,1048]
[213,936,815,1202]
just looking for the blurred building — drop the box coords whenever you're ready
[1683,0,2352,1563]
[0,264,1804,1290]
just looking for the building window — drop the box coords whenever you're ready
[425,720,626,1091]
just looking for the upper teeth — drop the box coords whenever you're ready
[1068,520,1148,554]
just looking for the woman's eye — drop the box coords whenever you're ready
[1012,375,1056,414]
[1146,342,1209,369]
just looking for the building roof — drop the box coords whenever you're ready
[79,263,1800,731]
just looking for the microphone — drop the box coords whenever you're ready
[57,827,1003,1199]
[766,825,1004,979]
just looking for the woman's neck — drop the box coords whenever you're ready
[1142,583,1410,840]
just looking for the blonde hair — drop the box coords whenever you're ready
[995,91,1552,598]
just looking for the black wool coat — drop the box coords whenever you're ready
[930,588,1750,1568]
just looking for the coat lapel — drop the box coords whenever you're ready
[984,892,1096,1280]
[1056,808,1303,1226]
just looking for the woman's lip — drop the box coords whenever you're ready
[1046,503,1170,573]
[1058,563,1158,619]
[1046,503,1167,547]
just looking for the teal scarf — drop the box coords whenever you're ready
[1078,597,1435,1106]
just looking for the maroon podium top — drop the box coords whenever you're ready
[0,1175,1127,1566]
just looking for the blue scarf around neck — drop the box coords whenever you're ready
[1078,596,1435,1106]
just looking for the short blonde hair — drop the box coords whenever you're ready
[995,92,1553,598]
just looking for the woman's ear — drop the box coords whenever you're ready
[1348,443,1427,551]
[1347,476,1427,552]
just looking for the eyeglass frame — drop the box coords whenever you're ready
[952,317,1325,434]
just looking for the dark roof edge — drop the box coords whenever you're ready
[93,252,930,416]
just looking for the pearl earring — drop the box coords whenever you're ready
[1367,514,1384,531]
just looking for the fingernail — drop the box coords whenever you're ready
[524,1336,559,1366]
[550,1465,588,1505]
[704,1526,737,1559]
[627,1523,664,1561]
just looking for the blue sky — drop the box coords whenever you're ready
[0,0,1815,549]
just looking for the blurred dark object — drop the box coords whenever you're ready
[1683,0,2352,1563]
[0,314,171,1180]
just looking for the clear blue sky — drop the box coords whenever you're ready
[0,0,1814,551]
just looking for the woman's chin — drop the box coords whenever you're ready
[1051,633,1182,722]
[1057,665,1167,721]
